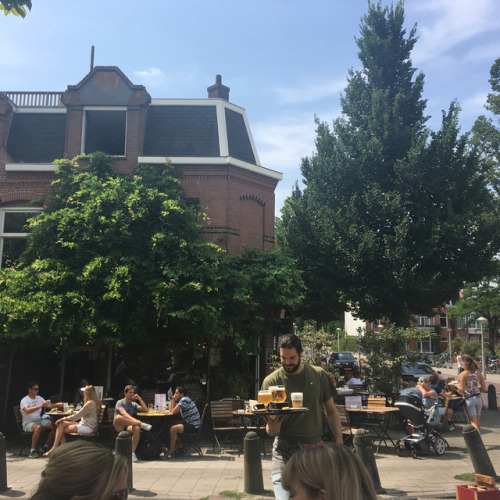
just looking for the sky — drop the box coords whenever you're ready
[1,0,499,216]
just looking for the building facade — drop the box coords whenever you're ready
[0,66,282,267]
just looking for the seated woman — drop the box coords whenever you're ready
[43,385,100,456]
[405,377,439,433]
[282,443,377,500]
[31,440,127,499]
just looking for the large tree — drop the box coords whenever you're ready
[276,1,500,325]
[0,153,303,354]
[0,0,31,17]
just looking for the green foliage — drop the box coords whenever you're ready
[447,269,500,351]
[359,324,428,395]
[276,2,500,326]
[452,337,464,356]
[0,0,31,17]
[0,153,304,354]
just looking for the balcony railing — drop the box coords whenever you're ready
[4,91,64,108]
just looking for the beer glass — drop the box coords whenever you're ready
[258,390,272,409]
[291,392,303,409]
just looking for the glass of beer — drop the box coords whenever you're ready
[291,392,303,409]
[258,390,272,409]
[275,386,287,403]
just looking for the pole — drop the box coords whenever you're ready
[478,318,487,380]
[0,433,12,492]
[336,328,340,351]
[448,328,452,364]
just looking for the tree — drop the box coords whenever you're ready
[276,1,500,325]
[447,269,500,352]
[0,153,303,360]
[472,58,500,195]
[0,0,31,17]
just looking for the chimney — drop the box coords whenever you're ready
[207,75,230,100]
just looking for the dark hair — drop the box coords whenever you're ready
[28,380,39,389]
[279,334,303,354]
[176,386,187,396]
[462,355,479,372]
[429,373,439,385]
[124,384,135,393]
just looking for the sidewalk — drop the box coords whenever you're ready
[1,395,498,499]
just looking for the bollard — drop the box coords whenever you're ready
[0,433,11,492]
[115,431,133,492]
[243,432,264,494]
[354,429,386,494]
[462,424,498,479]
[487,384,497,411]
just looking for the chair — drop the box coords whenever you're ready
[181,403,208,457]
[67,405,106,441]
[13,405,35,456]
[209,400,244,453]
[367,396,387,408]
[335,405,359,447]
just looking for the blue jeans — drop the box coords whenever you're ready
[272,473,289,500]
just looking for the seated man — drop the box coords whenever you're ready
[113,384,151,462]
[344,371,362,386]
[20,380,59,458]
[166,386,201,458]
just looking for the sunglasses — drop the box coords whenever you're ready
[108,488,128,500]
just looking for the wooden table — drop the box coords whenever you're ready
[136,411,177,446]
[346,406,400,453]
[46,411,75,424]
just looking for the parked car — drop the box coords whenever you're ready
[401,362,435,383]
[329,351,359,375]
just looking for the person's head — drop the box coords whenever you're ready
[462,355,478,372]
[344,372,353,381]
[282,444,377,500]
[27,381,40,397]
[123,385,135,401]
[30,441,128,500]
[174,386,186,401]
[320,360,327,370]
[417,377,430,388]
[279,334,303,374]
[83,385,101,416]
[429,373,439,386]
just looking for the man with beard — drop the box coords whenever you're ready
[261,334,343,500]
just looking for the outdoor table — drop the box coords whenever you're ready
[46,410,75,424]
[346,406,400,453]
[136,411,177,447]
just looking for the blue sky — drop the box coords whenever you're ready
[1,0,499,216]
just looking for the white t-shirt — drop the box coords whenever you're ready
[457,355,463,368]
[20,395,45,424]
[346,377,362,385]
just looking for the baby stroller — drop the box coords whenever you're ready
[395,389,448,458]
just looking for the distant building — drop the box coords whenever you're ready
[0,67,282,267]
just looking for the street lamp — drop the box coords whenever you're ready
[447,327,452,364]
[336,328,341,351]
[478,317,487,380]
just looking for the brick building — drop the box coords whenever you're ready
[0,66,282,267]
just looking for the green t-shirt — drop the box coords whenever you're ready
[262,363,336,443]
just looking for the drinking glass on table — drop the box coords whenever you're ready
[258,390,272,409]
[148,404,154,413]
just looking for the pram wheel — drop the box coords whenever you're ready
[432,437,446,456]
[411,446,418,459]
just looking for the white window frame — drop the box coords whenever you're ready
[0,207,42,268]
[81,106,128,157]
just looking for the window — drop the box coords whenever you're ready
[83,109,126,156]
[0,208,40,268]
[416,315,434,327]
[439,313,447,328]
[469,313,479,330]
[457,316,467,329]
[418,337,432,352]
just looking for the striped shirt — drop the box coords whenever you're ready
[177,396,201,428]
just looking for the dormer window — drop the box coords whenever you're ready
[82,107,127,156]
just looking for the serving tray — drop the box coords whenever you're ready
[251,407,309,415]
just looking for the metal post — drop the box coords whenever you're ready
[243,432,264,494]
[115,431,133,491]
[0,433,11,492]
[478,318,487,380]
[462,424,497,479]
[447,327,452,364]
[353,429,386,494]
[336,328,340,351]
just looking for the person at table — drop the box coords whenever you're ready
[344,371,362,386]
[30,441,128,500]
[20,380,62,458]
[439,376,462,430]
[43,385,101,457]
[262,334,343,500]
[165,386,201,459]
[113,384,152,462]
[282,443,377,500]
[404,377,439,434]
